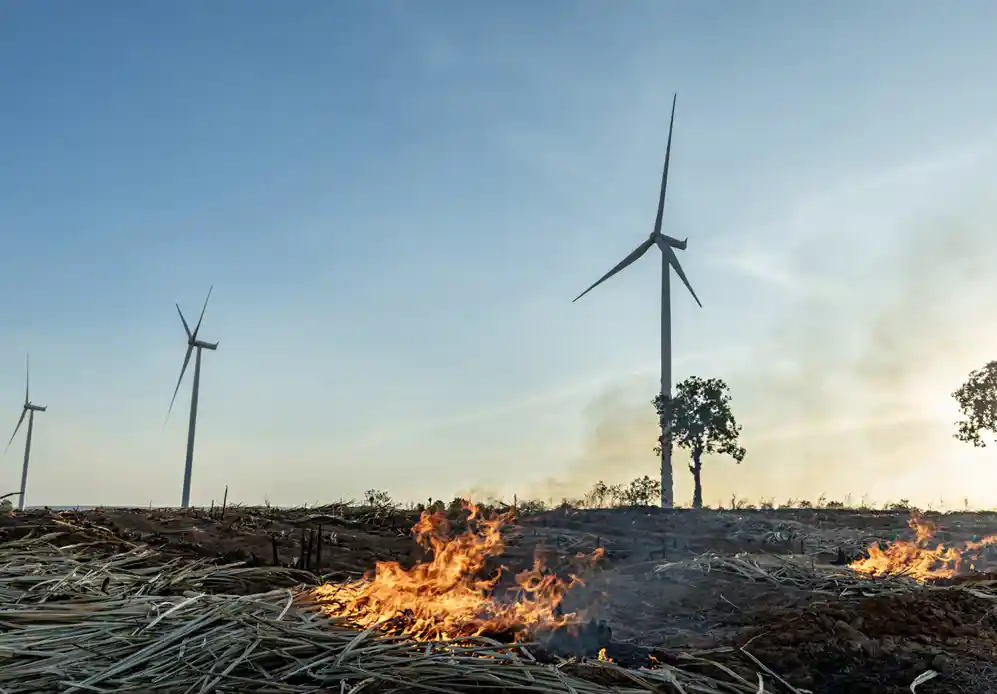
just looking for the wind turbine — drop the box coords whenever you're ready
[166,286,218,509]
[4,355,46,511]
[572,94,702,509]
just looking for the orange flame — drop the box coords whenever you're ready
[312,503,603,640]
[849,513,997,581]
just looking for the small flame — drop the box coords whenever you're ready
[312,503,603,640]
[597,647,612,662]
[849,513,997,581]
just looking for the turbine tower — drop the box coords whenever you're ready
[572,94,701,509]
[4,355,47,511]
[166,286,218,509]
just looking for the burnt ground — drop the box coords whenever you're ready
[3,504,997,692]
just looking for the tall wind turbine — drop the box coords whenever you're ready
[166,286,218,509]
[572,94,702,509]
[4,355,47,511]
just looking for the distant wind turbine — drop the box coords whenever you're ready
[4,355,47,511]
[572,94,702,509]
[166,286,218,509]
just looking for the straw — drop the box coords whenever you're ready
[0,536,776,694]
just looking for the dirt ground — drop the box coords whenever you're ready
[3,504,997,693]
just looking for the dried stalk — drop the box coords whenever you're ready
[0,537,776,694]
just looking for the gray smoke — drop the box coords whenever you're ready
[555,192,997,506]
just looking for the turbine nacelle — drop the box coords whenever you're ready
[5,354,46,512]
[166,285,220,509]
[167,285,218,424]
[656,234,687,251]
[570,93,699,509]
[6,354,46,453]
[573,94,701,309]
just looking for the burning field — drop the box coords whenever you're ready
[848,512,997,580]
[0,503,996,692]
[311,503,603,642]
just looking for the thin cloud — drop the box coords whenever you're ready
[743,408,934,445]
[712,131,997,295]
[703,245,848,300]
[785,133,997,243]
[492,125,601,190]
[343,348,739,454]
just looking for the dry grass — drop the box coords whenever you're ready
[2,505,991,692]
[0,534,787,694]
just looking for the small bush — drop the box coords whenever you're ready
[363,489,395,511]
[619,476,661,506]
[885,499,916,512]
[516,499,547,515]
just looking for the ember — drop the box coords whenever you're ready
[311,503,603,640]
[849,513,997,581]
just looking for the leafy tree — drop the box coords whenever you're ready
[363,489,394,510]
[516,499,548,515]
[584,481,623,508]
[953,361,997,447]
[653,376,746,509]
[619,475,661,506]
[583,481,612,508]
[582,477,660,508]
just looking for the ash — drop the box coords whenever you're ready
[506,506,997,692]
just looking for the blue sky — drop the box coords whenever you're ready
[4,1,997,508]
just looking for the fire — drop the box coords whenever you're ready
[849,513,997,581]
[312,503,602,640]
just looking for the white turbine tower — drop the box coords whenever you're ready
[4,355,47,511]
[572,94,701,509]
[166,286,218,509]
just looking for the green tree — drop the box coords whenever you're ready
[583,481,613,508]
[952,361,997,446]
[653,376,746,509]
[363,489,394,510]
[619,475,661,506]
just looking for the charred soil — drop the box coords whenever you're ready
[741,587,997,693]
[2,504,997,691]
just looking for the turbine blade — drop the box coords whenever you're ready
[24,353,29,405]
[4,408,26,455]
[666,247,703,308]
[652,93,678,238]
[166,345,194,423]
[573,238,655,303]
[192,285,213,341]
[176,304,192,340]
[661,234,687,250]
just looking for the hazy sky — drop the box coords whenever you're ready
[4,1,997,509]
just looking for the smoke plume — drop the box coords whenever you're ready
[547,190,997,507]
